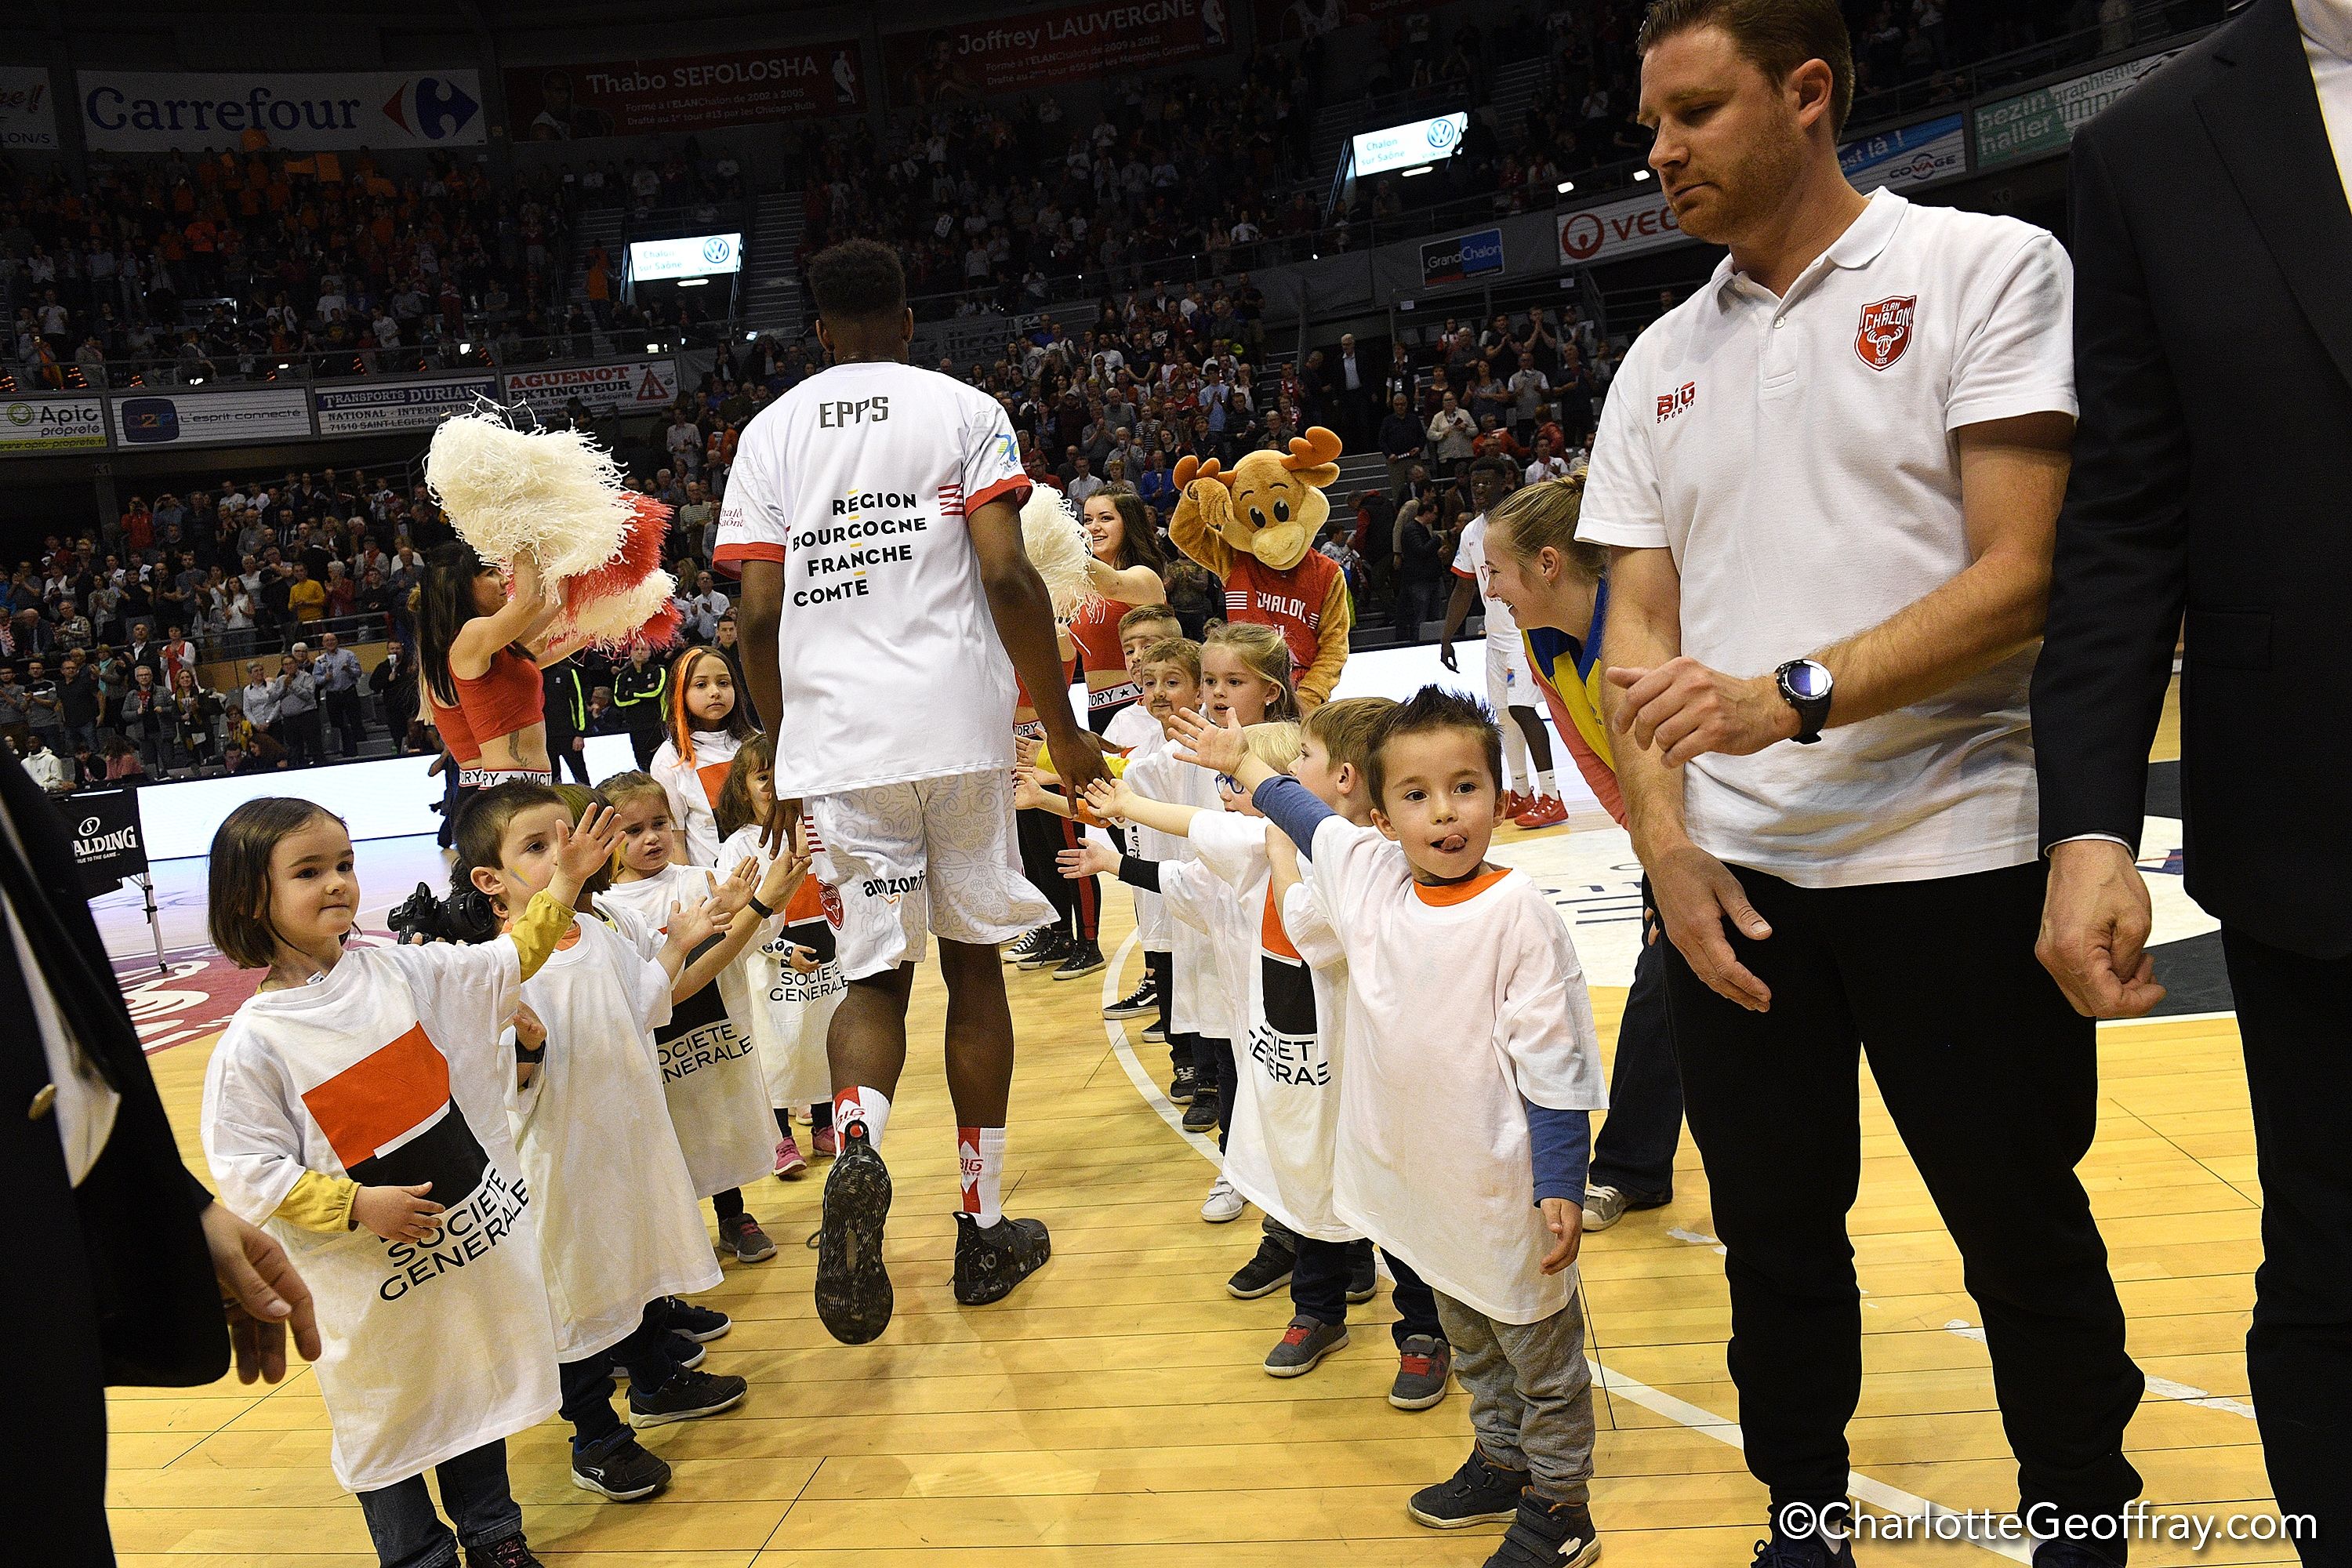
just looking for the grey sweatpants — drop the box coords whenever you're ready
[1434,1287,1598,1505]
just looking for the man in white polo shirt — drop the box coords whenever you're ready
[1581,4,2143,1563]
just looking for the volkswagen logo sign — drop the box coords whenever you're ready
[80,817,100,837]
[1426,118,1459,152]
[702,237,731,265]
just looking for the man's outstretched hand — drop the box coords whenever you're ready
[201,1202,319,1385]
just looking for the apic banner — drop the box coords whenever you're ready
[885,0,1232,105]
[1421,227,1504,288]
[314,376,502,437]
[2,394,108,453]
[500,358,681,418]
[113,387,312,448]
[506,44,865,140]
[77,69,486,153]
[1839,113,1967,194]
[71,789,148,895]
[1555,188,1690,268]
[0,67,60,151]
[1973,49,2183,170]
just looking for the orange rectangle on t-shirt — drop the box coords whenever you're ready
[301,1022,451,1171]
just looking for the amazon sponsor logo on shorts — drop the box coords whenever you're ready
[859,873,924,902]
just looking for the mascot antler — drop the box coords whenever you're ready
[1281,427,1345,473]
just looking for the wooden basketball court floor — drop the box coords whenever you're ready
[103,681,2289,1566]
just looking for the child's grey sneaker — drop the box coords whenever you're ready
[1408,1445,1532,1528]
[1388,1334,1451,1410]
[1262,1315,1349,1377]
[1483,1493,1600,1568]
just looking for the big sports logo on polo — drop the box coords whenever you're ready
[1856,296,1917,371]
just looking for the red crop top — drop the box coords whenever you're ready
[428,690,480,764]
[1067,593,1127,678]
[453,647,544,739]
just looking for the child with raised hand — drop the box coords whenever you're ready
[1171,622,1297,1196]
[713,736,842,1178]
[1169,688,1610,1568]
[650,645,758,867]
[199,794,617,1568]
[597,769,804,1264]
[1099,604,1184,1026]
[455,781,753,1494]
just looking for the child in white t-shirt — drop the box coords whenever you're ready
[597,770,800,1264]
[1173,688,1609,1568]
[711,736,842,1178]
[1101,604,1184,1032]
[649,646,756,867]
[456,781,761,1496]
[199,795,608,1567]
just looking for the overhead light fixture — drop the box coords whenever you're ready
[1556,180,1574,194]
[646,342,661,353]
[745,331,758,341]
[1633,169,1652,181]
[459,342,472,353]
[1400,165,1431,178]
[189,376,205,385]
[677,278,707,288]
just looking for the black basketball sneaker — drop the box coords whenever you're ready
[814,1123,894,1344]
[952,1211,1053,1306]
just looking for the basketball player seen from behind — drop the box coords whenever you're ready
[722,238,1110,1344]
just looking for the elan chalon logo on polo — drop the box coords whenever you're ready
[1856,296,1918,371]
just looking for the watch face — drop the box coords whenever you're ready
[1785,661,1831,700]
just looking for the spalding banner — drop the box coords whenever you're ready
[78,70,487,152]
[70,789,147,896]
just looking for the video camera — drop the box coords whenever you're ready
[386,881,499,946]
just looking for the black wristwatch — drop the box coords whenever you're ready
[746,894,774,920]
[1773,659,1833,745]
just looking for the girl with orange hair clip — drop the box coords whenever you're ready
[649,644,760,866]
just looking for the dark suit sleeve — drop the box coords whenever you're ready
[2030,129,2194,854]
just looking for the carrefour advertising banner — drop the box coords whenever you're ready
[314,376,501,437]
[506,44,864,139]
[3,395,107,453]
[112,388,312,448]
[885,0,1232,104]
[1974,49,2183,170]
[1839,113,1966,194]
[78,70,486,152]
[500,358,681,418]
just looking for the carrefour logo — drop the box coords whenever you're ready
[380,76,481,142]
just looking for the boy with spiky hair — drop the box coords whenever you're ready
[1171,687,1609,1568]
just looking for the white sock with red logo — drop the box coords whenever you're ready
[1534,767,1555,800]
[833,1086,891,1149]
[960,1126,1006,1228]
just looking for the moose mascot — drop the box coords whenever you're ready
[1167,426,1352,710]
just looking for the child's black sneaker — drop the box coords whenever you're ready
[1016,929,1073,970]
[1003,927,1053,964]
[1262,1315,1349,1376]
[1181,1091,1221,1132]
[1225,1232,1295,1298]
[1104,978,1157,1018]
[953,1210,1053,1305]
[463,1534,543,1568]
[662,1298,731,1341]
[611,1334,702,1380]
[1167,1064,1196,1104]
[1052,938,1106,980]
[815,1124,895,1344]
[718,1212,778,1262]
[1409,1445,1532,1529]
[627,1367,749,1427]
[1346,1241,1377,1303]
[1141,1018,1167,1044]
[1388,1334,1452,1410]
[570,1429,670,1501]
[1484,1494,1600,1568]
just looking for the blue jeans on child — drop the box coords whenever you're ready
[1290,1231,1447,1346]
[355,1438,523,1568]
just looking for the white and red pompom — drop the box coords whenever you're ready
[1021,484,1096,621]
[426,409,681,651]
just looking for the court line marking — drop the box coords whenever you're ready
[1942,1321,2257,1421]
[1094,931,2025,1559]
